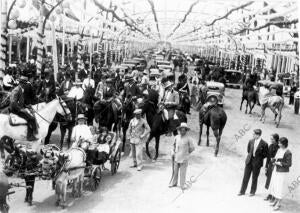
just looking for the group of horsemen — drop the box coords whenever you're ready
[3,64,192,147]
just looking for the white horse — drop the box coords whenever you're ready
[0,97,70,150]
[55,147,86,208]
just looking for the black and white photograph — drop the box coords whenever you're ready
[0,0,299,212]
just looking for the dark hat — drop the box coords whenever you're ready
[253,129,262,135]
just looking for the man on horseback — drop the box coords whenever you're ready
[123,75,142,100]
[161,81,180,133]
[9,76,38,141]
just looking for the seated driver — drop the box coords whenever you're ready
[71,114,93,148]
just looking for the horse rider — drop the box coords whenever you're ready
[141,70,149,85]
[161,81,180,133]
[94,74,107,100]
[67,79,85,101]
[123,74,142,100]
[71,114,93,148]
[58,72,73,96]
[39,72,56,102]
[176,74,190,114]
[9,76,38,141]
[82,73,95,91]
[3,68,16,91]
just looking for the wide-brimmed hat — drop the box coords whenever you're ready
[133,109,142,114]
[143,70,148,75]
[176,122,190,131]
[124,74,134,82]
[76,114,87,121]
[74,79,82,85]
[19,76,28,84]
[164,81,174,88]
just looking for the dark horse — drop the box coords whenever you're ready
[0,136,39,206]
[0,170,9,213]
[140,99,187,160]
[198,99,227,156]
[94,98,121,132]
[240,88,258,114]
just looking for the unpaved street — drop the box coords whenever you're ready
[7,86,300,213]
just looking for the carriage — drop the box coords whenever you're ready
[82,132,122,191]
[206,81,225,107]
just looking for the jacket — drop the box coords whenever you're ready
[9,85,25,112]
[276,149,292,172]
[162,89,180,108]
[126,118,150,144]
[245,139,268,168]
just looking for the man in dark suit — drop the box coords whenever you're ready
[9,76,37,141]
[238,129,268,196]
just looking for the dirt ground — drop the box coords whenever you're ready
[6,71,300,213]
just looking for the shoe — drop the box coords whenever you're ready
[264,195,271,201]
[168,184,177,188]
[237,192,245,196]
[137,167,142,171]
[249,193,255,197]
[270,201,278,207]
[130,165,137,168]
[273,204,281,211]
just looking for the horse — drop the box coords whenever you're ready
[121,97,136,153]
[0,166,9,213]
[240,88,258,114]
[198,97,227,157]
[1,138,39,206]
[260,95,284,128]
[140,98,187,160]
[44,97,86,149]
[94,97,121,132]
[55,147,86,208]
[0,97,71,150]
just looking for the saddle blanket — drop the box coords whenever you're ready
[9,113,28,126]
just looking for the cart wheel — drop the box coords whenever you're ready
[90,166,101,191]
[111,149,121,175]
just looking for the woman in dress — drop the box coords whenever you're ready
[268,137,292,211]
[264,133,279,201]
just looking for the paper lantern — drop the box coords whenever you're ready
[62,2,70,9]
[45,22,51,30]
[10,9,20,20]
[56,8,62,15]
[8,20,17,29]
[50,15,56,22]
[17,0,26,8]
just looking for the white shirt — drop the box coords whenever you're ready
[3,74,14,87]
[67,86,84,100]
[141,75,149,84]
[253,137,261,157]
[82,78,95,90]
[71,124,93,143]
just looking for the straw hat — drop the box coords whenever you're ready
[164,81,174,89]
[76,114,87,121]
[133,109,142,114]
[176,122,190,131]
[74,79,82,85]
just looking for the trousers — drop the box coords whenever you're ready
[170,161,188,188]
[130,143,143,168]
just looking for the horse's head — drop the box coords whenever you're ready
[56,96,72,121]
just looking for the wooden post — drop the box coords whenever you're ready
[0,0,8,74]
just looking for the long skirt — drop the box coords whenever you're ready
[268,170,288,199]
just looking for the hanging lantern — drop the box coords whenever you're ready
[8,20,17,29]
[50,15,56,22]
[45,22,51,30]
[56,8,62,15]
[17,0,26,8]
[62,2,70,9]
[10,9,20,20]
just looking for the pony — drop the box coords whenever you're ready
[260,95,284,128]
[54,148,86,208]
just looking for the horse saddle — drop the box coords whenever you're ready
[9,113,28,126]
